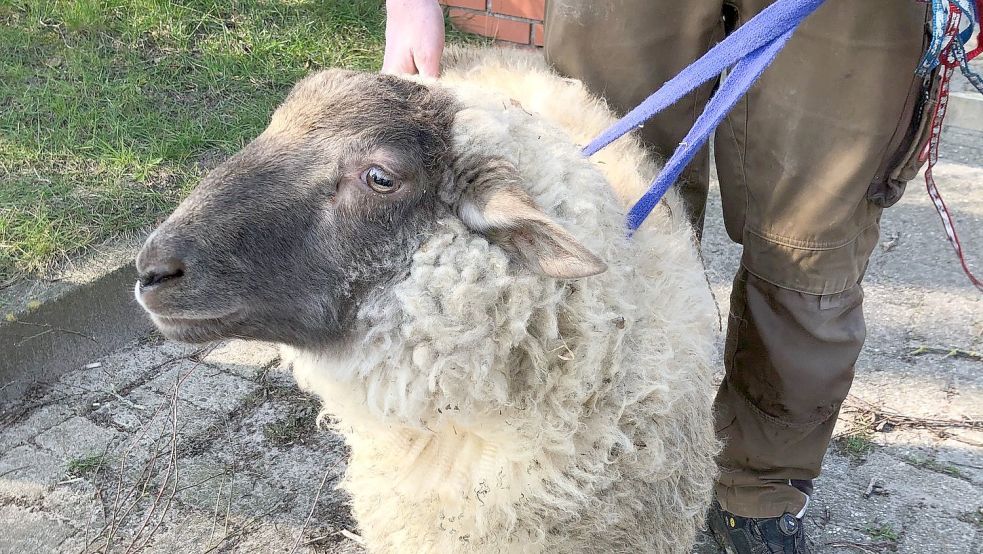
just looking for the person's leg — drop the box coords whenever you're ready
[543,0,724,234]
[713,0,930,518]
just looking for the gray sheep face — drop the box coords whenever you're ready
[135,69,605,348]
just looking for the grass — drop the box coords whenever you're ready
[67,452,108,476]
[0,0,479,281]
[903,454,965,479]
[837,433,875,461]
[864,522,900,543]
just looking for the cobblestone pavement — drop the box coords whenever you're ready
[1,131,981,553]
[0,337,362,553]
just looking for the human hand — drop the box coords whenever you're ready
[382,0,445,77]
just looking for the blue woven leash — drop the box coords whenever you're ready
[582,0,826,233]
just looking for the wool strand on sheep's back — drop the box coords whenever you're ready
[288,46,720,554]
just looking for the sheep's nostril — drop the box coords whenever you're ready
[138,259,186,289]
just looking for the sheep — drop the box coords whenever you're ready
[134,45,720,553]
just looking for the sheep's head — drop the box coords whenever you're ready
[135,69,606,347]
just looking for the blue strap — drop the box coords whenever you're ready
[582,0,824,157]
[955,38,983,93]
[918,0,951,76]
[625,30,795,232]
[580,0,826,232]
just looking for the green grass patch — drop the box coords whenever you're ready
[864,522,900,543]
[837,433,875,461]
[67,452,108,475]
[2,0,478,280]
[904,454,965,479]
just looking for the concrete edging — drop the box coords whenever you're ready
[0,261,154,405]
[949,92,983,132]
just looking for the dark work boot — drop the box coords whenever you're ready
[706,500,811,554]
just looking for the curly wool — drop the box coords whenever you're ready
[289,46,720,553]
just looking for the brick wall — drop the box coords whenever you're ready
[439,0,546,46]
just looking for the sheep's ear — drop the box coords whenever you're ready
[457,181,607,279]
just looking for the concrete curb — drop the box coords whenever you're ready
[949,92,983,132]
[0,261,154,405]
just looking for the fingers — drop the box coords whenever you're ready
[382,0,445,77]
[382,49,418,75]
[413,50,441,78]
[383,43,443,78]
[415,15,446,77]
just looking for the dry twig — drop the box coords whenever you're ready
[340,529,366,545]
[290,460,338,553]
[840,395,982,436]
[12,320,98,345]
[862,478,887,499]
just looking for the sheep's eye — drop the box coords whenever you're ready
[363,166,399,194]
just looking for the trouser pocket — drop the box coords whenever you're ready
[866,26,939,208]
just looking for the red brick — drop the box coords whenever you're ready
[439,0,486,9]
[532,23,544,46]
[449,9,531,44]
[492,0,544,20]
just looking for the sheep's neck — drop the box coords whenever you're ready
[354,422,531,508]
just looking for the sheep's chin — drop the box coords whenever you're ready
[150,314,240,344]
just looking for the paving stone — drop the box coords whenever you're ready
[225,396,324,452]
[265,444,347,495]
[0,403,73,451]
[262,443,352,529]
[231,523,308,553]
[0,504,75,553]
[0,445,64,500]
[91,386,217,447]
[203,339,280,379]
[42,485,107,536]
[926,438,983,486]
[55,339,203,397]
[79,387,220,487]
[946,383,983,420]
[132,512,220,552]
[35,415,121,461]
[143,360,258,414]
[897,507,978,553]
[850,362,957,420]
[173,453,292,520]
[234,522,367,553]
[808,453,909,549]
[863,451,978,510]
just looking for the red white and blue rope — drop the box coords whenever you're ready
[918,1,983,291]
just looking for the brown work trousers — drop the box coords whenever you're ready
[545,0,932,518]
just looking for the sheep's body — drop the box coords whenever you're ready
[289,47,719,553]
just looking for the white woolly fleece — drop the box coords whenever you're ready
[288,46,720,554]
